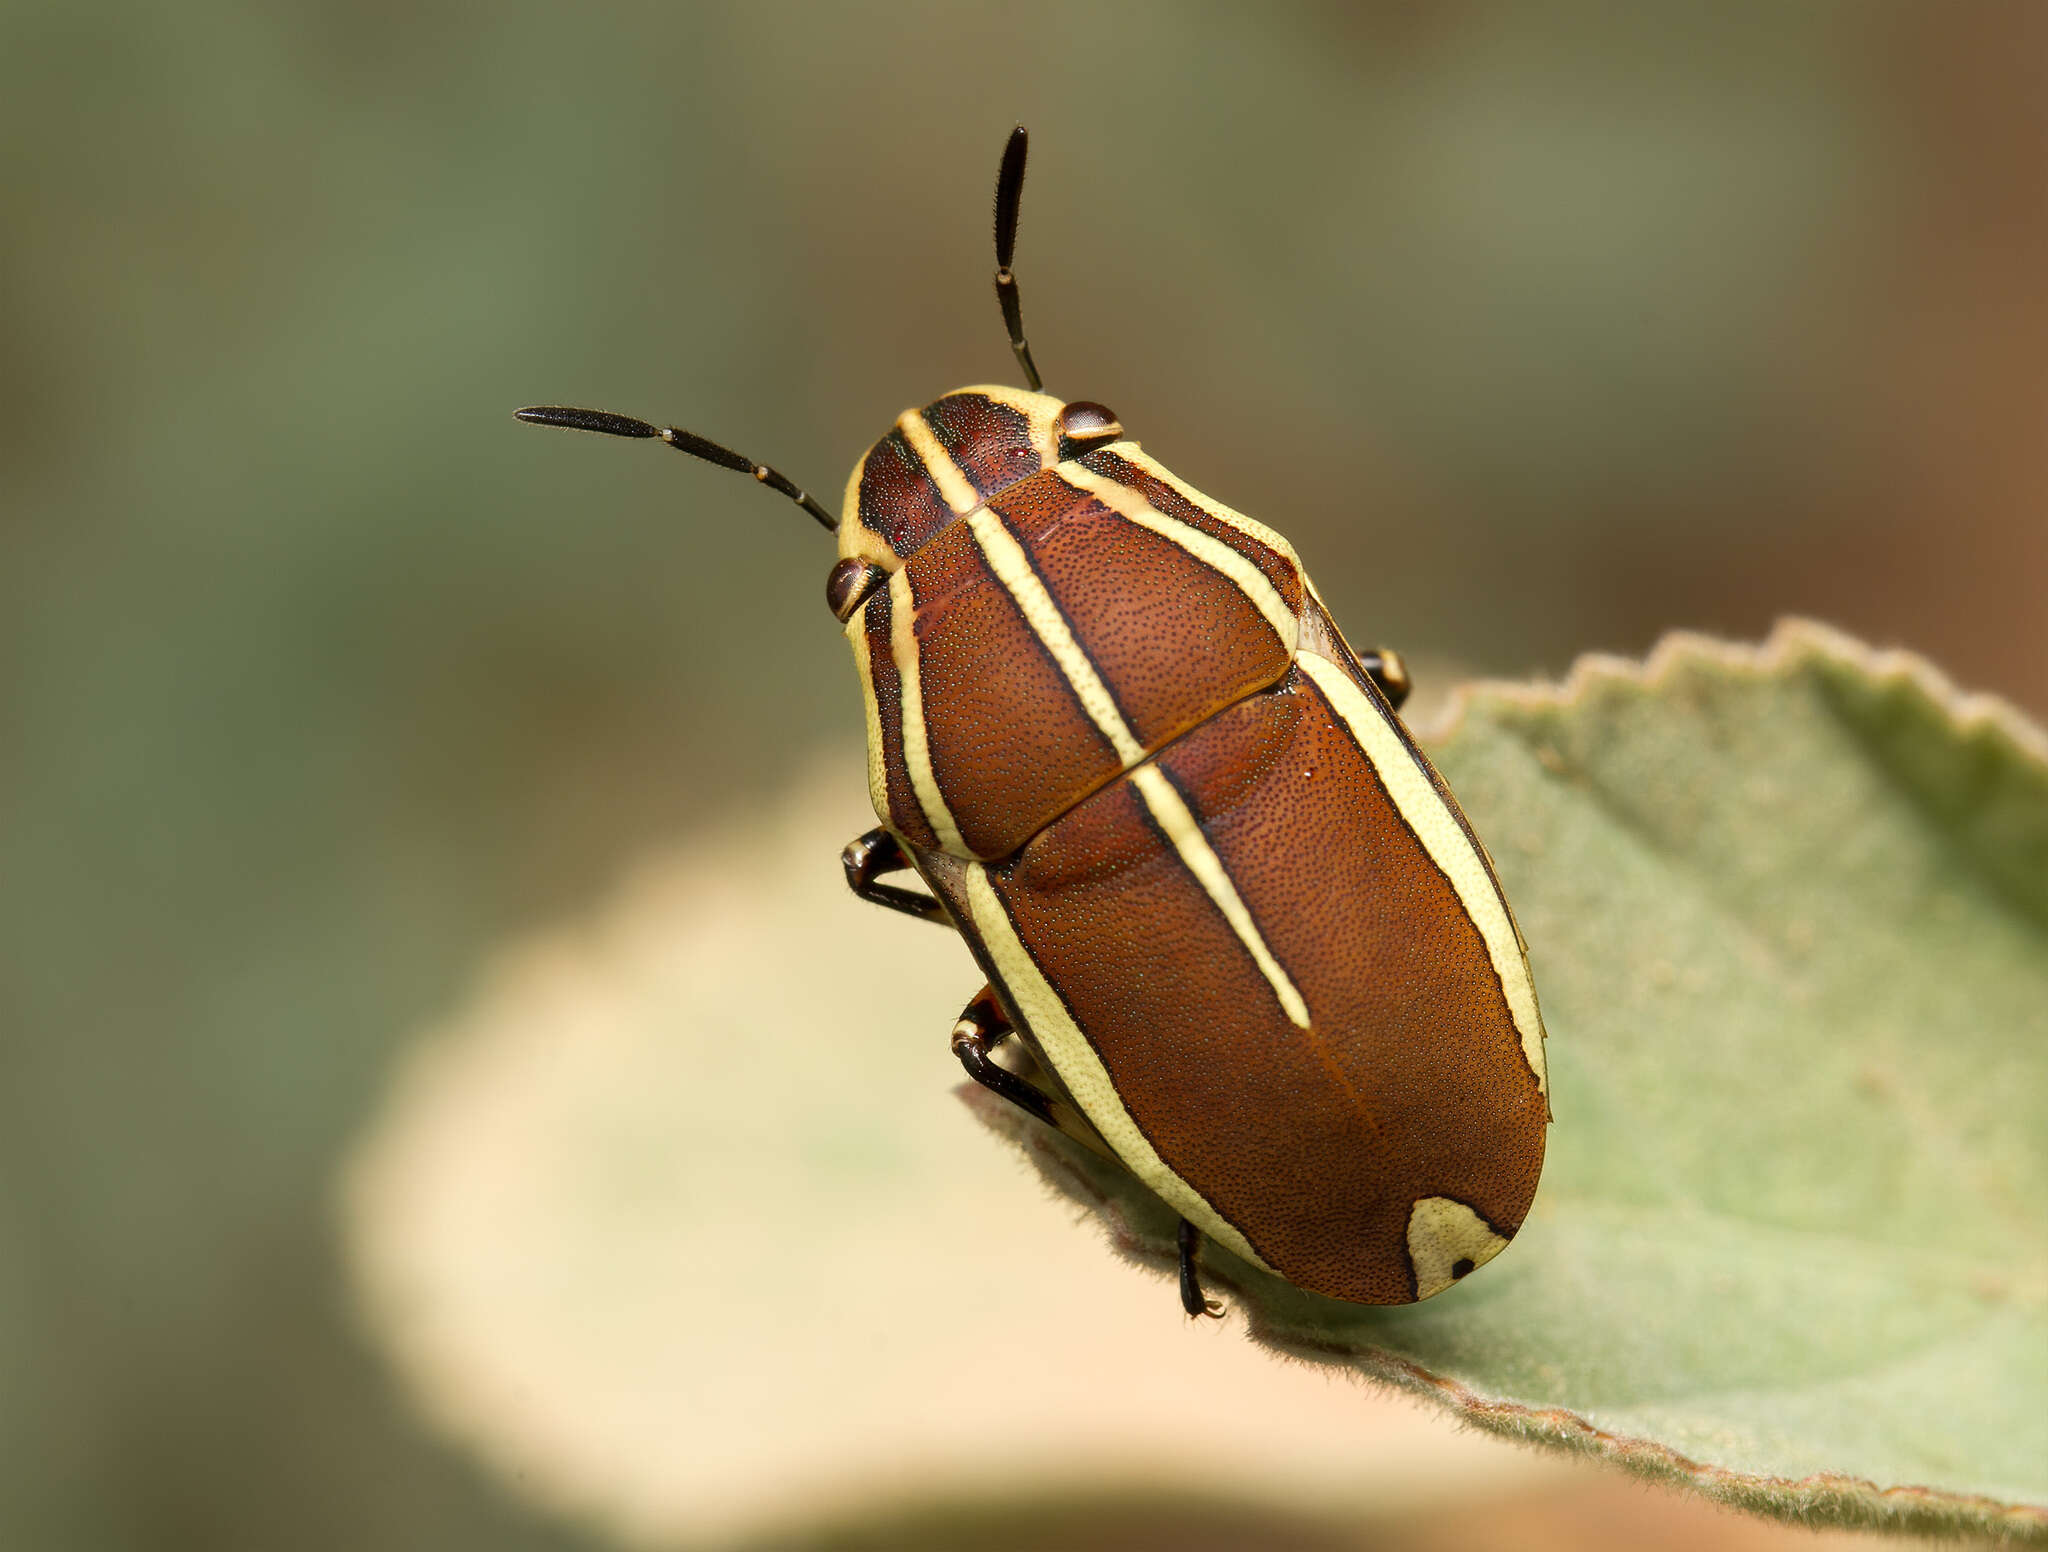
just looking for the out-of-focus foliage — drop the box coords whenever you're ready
[991,623,2048,1541]
[2,0,2043,1546]
[723,1476,1942,1552]
[340,755,1558,1546]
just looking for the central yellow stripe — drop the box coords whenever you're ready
[889,568,966,854]
[896,409,980,516]
[965,863,1273,1272]
[1130,766,1312,1030]
[1053,462,1299,649]
[966,509,1147,766]
[965,504,1304,1029]
[1297,650,1547,1093]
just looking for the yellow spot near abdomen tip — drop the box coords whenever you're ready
[1406,1196,1509,1300]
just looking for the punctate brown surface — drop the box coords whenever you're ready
[985,665,1546,1304]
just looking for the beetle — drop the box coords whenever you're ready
[518,127,1548,1316]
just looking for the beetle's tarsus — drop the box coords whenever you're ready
[1355,647,1412,711]
[951,984,1060,1125]
[842,827,952,926]
[1178,1218,1224,1318]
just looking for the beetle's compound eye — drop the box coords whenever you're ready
[1057,400,1123,458]
[826,556,887,623]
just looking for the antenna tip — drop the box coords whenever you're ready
[514,405,661,439]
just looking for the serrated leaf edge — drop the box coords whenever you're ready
[1418,617,2048,777]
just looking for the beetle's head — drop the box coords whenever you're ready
[823,124,1131,619]
[824,387,1126,622]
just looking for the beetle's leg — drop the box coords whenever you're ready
[951,984,1061,1126]
[841,827,951,927]
[957,987,1215,1318]
[1177,1219,1225,1319]
[1354,647,1411,711]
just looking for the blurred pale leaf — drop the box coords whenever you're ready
[340,760,1558,1549]
[982,620,2048,1543]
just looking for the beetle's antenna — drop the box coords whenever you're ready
[992,125,1044,392]
[513,405,837,533]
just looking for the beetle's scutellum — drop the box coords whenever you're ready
[520,127,1549,1315]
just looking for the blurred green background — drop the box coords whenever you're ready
[2,2,2043,1547]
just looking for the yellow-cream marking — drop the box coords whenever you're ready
[966,508,1147,766]
[845,606,889,822]
[1297,651,1548,1094]
[1130,765,1311,1030]
[1107,443,1302,571]
[888,568,966,854]
[895,409,980,516]
[1052,462,1300,649]
[956,383,1063,462]
[967,499,1305,1027]
[965,863,1273,1272]
[837,447,902,570]
[842,388,1064,559]
[1407,1196,1509,1300]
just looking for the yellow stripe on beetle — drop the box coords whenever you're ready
[889,568,968,854]
[1297,650,1548,1094]
[1129,766,1310,1030]
[968,502,1307,1029]
[836,445,902,571]
[967,509,1147,766]
[846,611,889,822]
[896,408,981,516]
[1107,444,1302,571]
[965,862,1274,1273]
[958,383,1063,464]
[1052,462,1300,649]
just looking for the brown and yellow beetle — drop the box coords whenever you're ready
[519,127,1548,1315]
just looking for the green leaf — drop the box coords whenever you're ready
[974,619,2048,1541]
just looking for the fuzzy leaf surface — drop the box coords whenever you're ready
[981,620,2048,1540]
